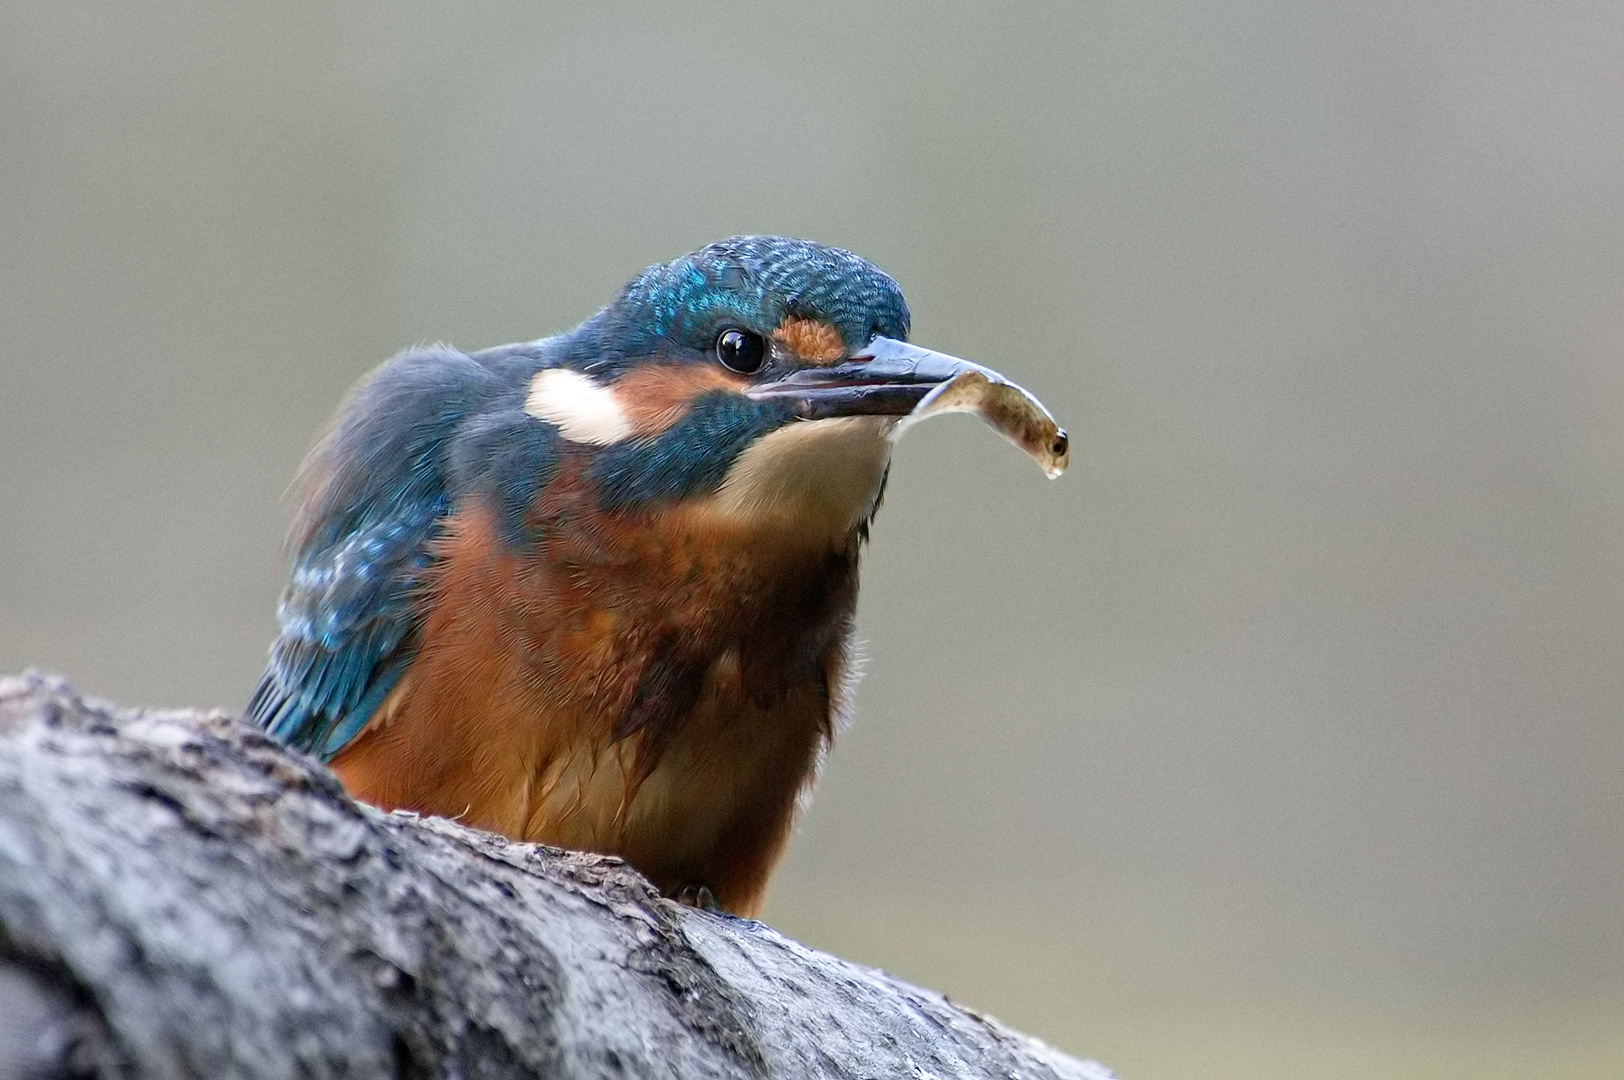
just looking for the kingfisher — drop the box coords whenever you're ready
[250,236,1066,916]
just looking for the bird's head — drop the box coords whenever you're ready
[523,236,1056,543]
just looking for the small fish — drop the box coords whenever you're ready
[869,336,1070,478]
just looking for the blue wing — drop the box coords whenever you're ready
[249,345,504,760]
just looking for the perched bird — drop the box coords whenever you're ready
[250,236,1064,916]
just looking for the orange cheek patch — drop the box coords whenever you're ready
[773,318,846,365]
[610,364,746,436]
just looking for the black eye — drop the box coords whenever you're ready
[715,328,765,374]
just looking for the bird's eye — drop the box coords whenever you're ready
[715,329,766,374]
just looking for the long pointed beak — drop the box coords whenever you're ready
[745,336,995,419]
[746,336,1070,477]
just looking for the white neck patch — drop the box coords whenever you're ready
[524,368,634,445]
[706,416,896,541]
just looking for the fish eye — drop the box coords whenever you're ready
[715,328,766,374]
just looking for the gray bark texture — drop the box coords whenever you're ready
[0,673,1115,1080]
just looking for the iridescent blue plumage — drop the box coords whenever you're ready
[249,346,502,758]
[588,392,793,511]
[568,236,910,377]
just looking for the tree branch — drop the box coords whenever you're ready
[0,674,1114,1080]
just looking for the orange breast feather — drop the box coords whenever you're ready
[331,468,858,915]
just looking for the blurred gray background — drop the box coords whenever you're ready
[3,2,1621,1076]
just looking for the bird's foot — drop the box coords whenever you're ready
[669,884,720,911]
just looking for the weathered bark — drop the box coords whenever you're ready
[0,674,1114,1080]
